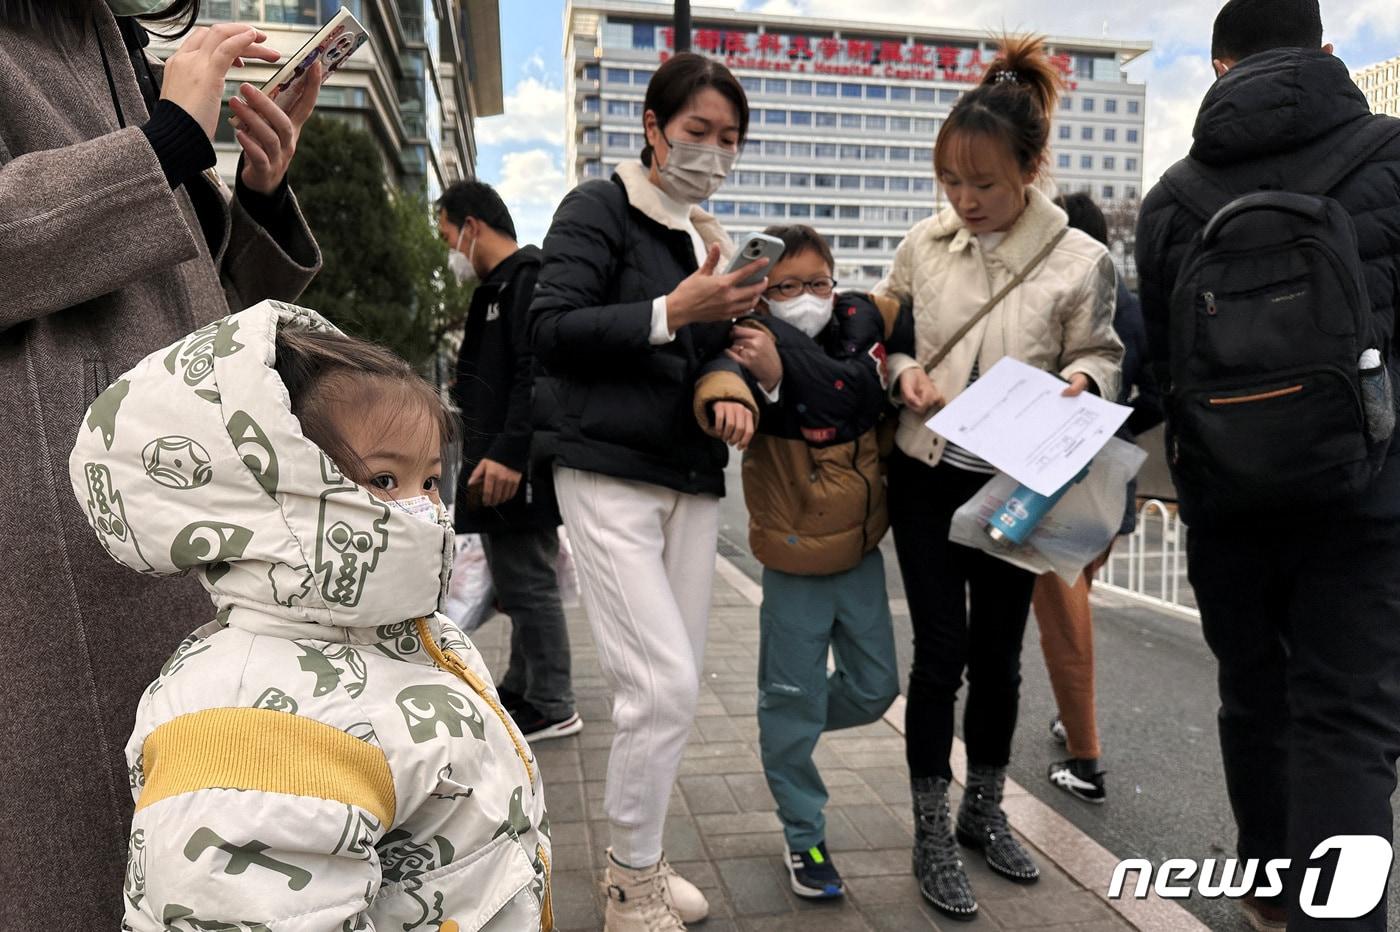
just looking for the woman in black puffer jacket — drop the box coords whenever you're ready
[528,52,767,931]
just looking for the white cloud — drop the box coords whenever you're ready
[476,77,566,146]
[494,148,568,205]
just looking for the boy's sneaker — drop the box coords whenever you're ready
[786,842,844,898]
[1049,715,1068,746]
[511,700,583,742]
[1047,758,1106,804]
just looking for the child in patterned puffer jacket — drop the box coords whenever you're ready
[70,301,551,931]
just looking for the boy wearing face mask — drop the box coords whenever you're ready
[693,225,908,899]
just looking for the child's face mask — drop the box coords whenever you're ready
[766,293,834,339]
[392,495,448,526]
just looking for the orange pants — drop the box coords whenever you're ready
[1031,557,1105,761]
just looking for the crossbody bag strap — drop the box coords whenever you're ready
[924,228,1068,373]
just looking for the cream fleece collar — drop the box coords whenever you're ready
[615,160,732,253]
[930,186,1070,271]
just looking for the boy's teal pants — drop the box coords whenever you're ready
[757,549,900,851]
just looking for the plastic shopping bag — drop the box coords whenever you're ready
[444,533,496,633]
[950,438,1148,583]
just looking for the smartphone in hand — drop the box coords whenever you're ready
[725,233,786,288]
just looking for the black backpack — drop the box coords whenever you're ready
[1159,119,1400,518]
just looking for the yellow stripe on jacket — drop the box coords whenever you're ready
[136,707,397,825]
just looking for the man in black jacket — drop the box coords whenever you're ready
[1135,2,1400,928]
[438,181,580,741]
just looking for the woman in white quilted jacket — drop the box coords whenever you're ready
[872,36,1123,923]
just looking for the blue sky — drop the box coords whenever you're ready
[474,0,1400,246]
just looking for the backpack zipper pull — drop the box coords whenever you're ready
[1203,291,1218,316]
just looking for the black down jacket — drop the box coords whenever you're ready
[1135,48,1400,524]
[529,171,736,496]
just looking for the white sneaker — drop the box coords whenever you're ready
[604,849,686,932]
[658,855,709,923]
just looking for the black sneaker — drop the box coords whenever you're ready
[1047,758,1106,804]
[786,842,844,898]
[511,701,583,742]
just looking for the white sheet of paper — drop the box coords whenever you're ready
[926,356,1132,496]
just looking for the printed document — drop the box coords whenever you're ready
[926,356,1131,496]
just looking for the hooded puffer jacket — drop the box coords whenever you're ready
[69,302,551,932]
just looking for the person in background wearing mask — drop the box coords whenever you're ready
[530,51,766,932]
[692,224,906,901]
[435,179,581,743]
[0,1,320,925]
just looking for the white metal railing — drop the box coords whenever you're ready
[1095,499,1200,619]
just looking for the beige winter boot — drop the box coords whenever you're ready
[657,854,709,923]
[603,849,686,932]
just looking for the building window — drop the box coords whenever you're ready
[583,96,599,113]
[606,132,631,150]
[1080,155,1093,169]
[1126,158,1138,172]
[865,176,886,190]
[864,145,886,160]
[583,64,600,81]
[1082,126,1094,141]
[815,173,836,188]
[632,69,653,85]
[606,99,631,116]
[866,115,887,130]
[631,23,654,49]
[582,127,600,145]
[914,117,937,135]
[1104,156,1116,170]
[1105,98,1118,113]
[765,78,788,94]
[584,160,602,177]
[889,146,910,162]
[841,83,862,98]
[1058,154,1071,168]
[862,264,886,279]
[765,172,787,187]
[1127,185,1139,199]
[1105,128,1117,142]
[792,110,812,126]
[815,145,837,161]
[889,176,910,192]
[1082,97,1095,112]
[1060,96,1072,111]
[815,204,836,218]
[765,203,787,217]
[606,68,629,84]
[741,76,762,93]
[839,205,861,219]
[838,235,860,249]
[815,112,838,127]
[788,203,811,217]
[1103,184,1115,199]
[939,89,960,104]
[841,113,862,129]
[915,88,935,103]
[840,175,861,190]
[1128,100,1140,114]
[816,82,838,97]
[1127,129,1139,143]
[791,80,813,95]
[913,177,934,192]
[890,116,911,132]
[789,173,811,187]
[711,200,736,215]
[891,86,912,101]
[790,142,813,158]
[867,84,887,99]
[912,147,933,163]
[764,140,786,157]
[739,202,761,217]
[1059,124,1071,140]
[840,144,861,159]
[864,236,883,250]
[732,170,758,186]
[766,110,787,125]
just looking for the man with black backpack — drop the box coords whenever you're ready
[1137,1,1400,928]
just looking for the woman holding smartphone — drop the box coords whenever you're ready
[530,51,765,932]
[0,1,320,927]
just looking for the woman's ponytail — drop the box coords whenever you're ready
[980,35,1062,124]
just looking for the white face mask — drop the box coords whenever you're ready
[448,226,478,285]
[106,0,174,14]
[392,495,447,526]
[766,293,834,339]
[657,137,737,204]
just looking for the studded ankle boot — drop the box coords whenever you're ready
[911,776,978,921]
[955,764,1040,884]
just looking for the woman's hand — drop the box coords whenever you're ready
[1061,373,1092,397]
[712,401,755,451]
[666,245,769,331]
[726,326,781,391]
[898,367,945,416]
[231,62,322,195]
[160,23,282,140]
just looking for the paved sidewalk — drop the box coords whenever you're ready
[471,564,1196,931]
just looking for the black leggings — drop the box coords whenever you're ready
[888,451,1038,780]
